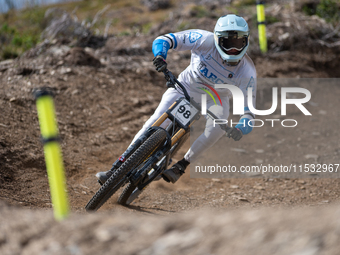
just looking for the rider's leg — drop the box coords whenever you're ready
[130,87,182,145]
[163,96,230,183]
[184,99,230,162]
[162,158,190,183]
[96,88,182,184]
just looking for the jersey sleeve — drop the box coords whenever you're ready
[152,29,213,59]
[242,77,257,118]
[235,62,257,135]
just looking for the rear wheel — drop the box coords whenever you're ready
[117,182,138,205]
[85,129,167,212]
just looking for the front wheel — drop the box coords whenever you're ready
[119,131,190,206]
[85,128,167,212]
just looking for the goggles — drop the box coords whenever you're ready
[218,31,248,54]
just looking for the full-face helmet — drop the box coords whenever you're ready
[214,14,249,66]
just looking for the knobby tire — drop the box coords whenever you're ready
[118,131,190,206]
[117,182,137,205]
[85,129,167,211]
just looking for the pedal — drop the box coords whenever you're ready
[97,180,103,186]
[161,174,171,183]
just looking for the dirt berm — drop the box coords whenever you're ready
[1,0,340,254]
[1,200,340,255]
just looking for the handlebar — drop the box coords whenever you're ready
[162,69,232,133]
[163,69,190,101]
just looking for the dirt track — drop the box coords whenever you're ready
[1,2,340,254]
[2,199,340,255]
[1,35,339,214]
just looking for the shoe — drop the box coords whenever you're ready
[96,171,113,185]
[162,161,186,184]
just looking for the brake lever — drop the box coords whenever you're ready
[163,68,173,80]
[163,69,176,88]
[166,81,175,89]
[163,69,232,134]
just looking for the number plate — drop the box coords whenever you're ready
[169,98,199,127]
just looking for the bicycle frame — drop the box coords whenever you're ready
[159,69,232,135]
[128,69,232,190]
[87,69,234,209]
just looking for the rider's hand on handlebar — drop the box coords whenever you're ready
[153,55,167,72]
[226,127,243,141]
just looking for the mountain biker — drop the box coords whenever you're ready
[97,14,256,184]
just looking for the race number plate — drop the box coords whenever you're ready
[169,98,199,128]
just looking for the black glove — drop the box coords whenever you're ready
[226,127,243,141]
[153,55,167,72]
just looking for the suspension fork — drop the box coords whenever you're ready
[170,115,198,146]
[109,127,160,172]
[151,101,177,128]
[112,101,179,172]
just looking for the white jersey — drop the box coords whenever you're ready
[132,29,257,162]
[156,29,257,116]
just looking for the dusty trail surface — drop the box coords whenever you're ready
[1,1,340,254]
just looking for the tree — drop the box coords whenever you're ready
[4,0,16,11]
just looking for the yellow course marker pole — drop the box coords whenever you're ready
[257,0,268,53]
[34,88,69,220]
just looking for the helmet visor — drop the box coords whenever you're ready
[218,32,248,55]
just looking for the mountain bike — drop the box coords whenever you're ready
[85,69,232,211]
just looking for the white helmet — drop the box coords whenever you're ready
[214,14,249,66]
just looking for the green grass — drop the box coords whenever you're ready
[142,22,153,34]
[190,5,210,18]
[302,0,340,24]
[0,0,286,60]
[232,0,257,7]
[0,0,174,60]
[266,15,280,25]
[316,0,340,23]
[0,7,45,60]
[177,21,193,31]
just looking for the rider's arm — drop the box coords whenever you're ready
[235,61,257,135]
[152,30,212,58]
[235,112,255,135]
[152,34,176,59]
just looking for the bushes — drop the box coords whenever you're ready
[0,22,40,60]
[316,0,340,23]
[0,7,45,60]
[303,0,340,24]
